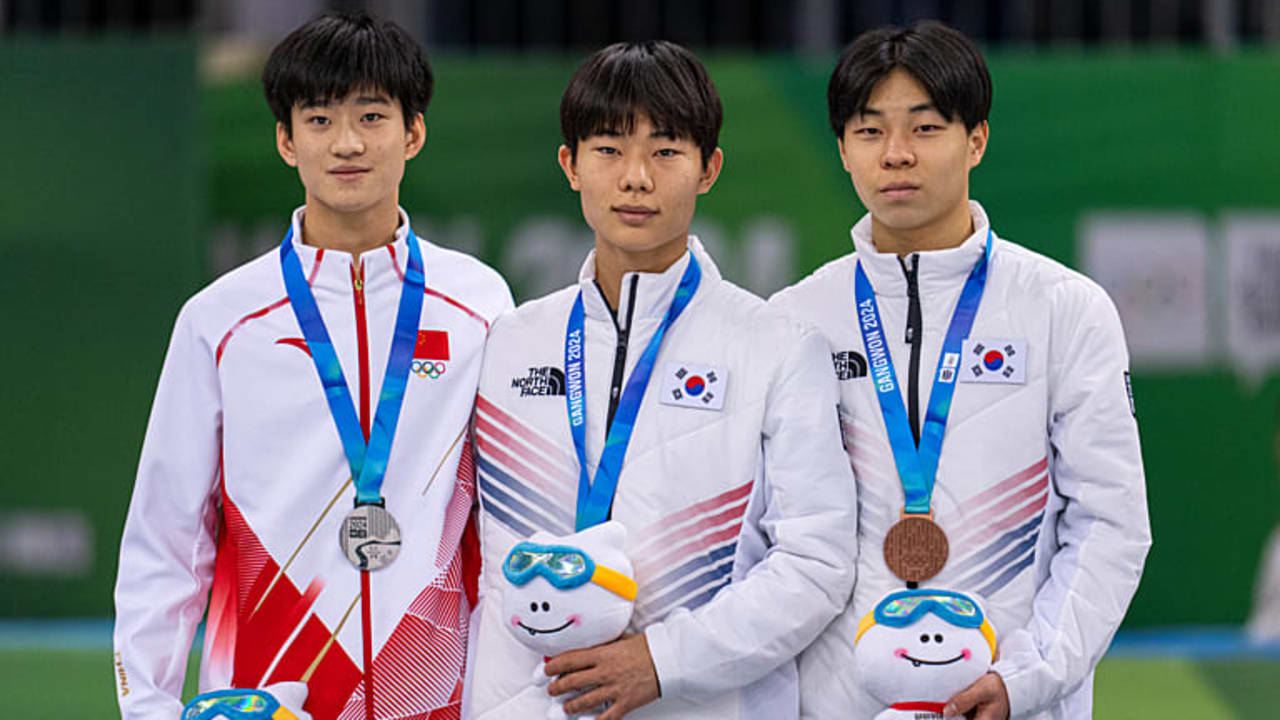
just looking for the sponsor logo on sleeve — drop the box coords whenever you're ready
[1124,370,1136,416]
[512,366,566,396]
[114,652,130,697]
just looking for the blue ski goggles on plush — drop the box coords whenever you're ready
[182,689,299,720]
[502,541,637,601]
[856,589,997,654]
[877,589,984,628]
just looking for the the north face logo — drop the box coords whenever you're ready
[832,351,868,380]
[512,366,565,396]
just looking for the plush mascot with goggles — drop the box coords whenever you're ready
[500,520,637,720]
[853,589,998,720]
[181,682,310,720]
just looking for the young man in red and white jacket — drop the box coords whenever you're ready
[112,12,512,719]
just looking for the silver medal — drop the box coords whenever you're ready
[339,503,402,571]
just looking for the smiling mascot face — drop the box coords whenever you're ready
[853,590,996,713]
[500,521,635,657]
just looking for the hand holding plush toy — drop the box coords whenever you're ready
[853,589,998,720]
[500,520,638,720]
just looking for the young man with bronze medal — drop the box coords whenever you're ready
[112,12,513,719]
[771,21,1151,720]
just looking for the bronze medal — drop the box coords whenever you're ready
[883,514,949,583]
[339,503,402,571]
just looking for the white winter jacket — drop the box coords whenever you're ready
[464,238,858,719]
[770,202,1151,720]
[113,207,512,719]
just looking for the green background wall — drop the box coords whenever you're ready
[2,39,1277,628]
[0,39,203,617]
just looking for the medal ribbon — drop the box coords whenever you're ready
[853,230,992,515]
[565,254,701,531]
[280,225,425,505]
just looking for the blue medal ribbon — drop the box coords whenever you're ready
[853,230,992,515]
[279,224,425,506]
[565,254,701,531]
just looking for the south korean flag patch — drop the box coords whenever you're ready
[960,338,1027,384]
[660,362,726,411]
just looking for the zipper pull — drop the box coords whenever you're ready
[351,261,364,292]
[904,254,920,344]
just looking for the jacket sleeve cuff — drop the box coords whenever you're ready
[991,657,1048,719]
[643,622,686,700]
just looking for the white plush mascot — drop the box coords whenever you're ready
[853,588,998,720]
[500,520,637,720]
[181,682,312,720]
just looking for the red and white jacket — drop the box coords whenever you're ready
[112,207,512,720]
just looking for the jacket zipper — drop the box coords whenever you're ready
[900,254,922,446]
[352,262,372,439]
[350,260,376,720]
[597,274,639,434]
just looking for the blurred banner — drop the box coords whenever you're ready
[2,39,1278,629]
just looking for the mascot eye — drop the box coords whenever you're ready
[530,602,538,612]
[934,634,944,643]
[920,634,930,643]
[541,602,550,611]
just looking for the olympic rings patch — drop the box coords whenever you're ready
[412,360,446,379]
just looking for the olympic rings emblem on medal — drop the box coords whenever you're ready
[412,360,446,378]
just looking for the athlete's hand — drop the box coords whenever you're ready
[943,672,1010,719]
[545,633,660,719]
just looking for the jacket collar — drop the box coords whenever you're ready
[287,205,416,293]
[850,200,992,299]
[577,236,720,330]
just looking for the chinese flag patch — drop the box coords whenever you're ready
[415,330,450,360]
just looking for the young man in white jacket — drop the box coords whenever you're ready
[770,21,1151,720]
[112,12,513,719]
[465,41,858,720]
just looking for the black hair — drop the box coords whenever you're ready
[262,11,433,136]
[828,20,991,137]
[560,40,722,167]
